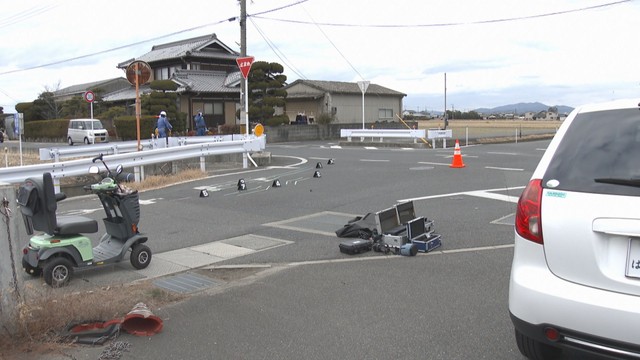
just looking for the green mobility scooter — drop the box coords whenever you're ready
[18,154,151,287]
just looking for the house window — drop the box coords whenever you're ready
[379,108,393,120]
[203,103,223,115]
[154,67,170,80]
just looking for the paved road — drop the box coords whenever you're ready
[24,139,576,359]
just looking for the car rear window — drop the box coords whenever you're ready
[543,108,640,196]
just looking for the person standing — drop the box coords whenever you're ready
[194,110,206,136]
[156,111,172,139]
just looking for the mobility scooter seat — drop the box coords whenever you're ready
[18,172,98,236]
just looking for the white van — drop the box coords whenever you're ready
[67,119,109,145]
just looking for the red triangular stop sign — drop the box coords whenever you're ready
[236,56,255,79]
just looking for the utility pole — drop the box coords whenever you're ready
[240,0,247,115]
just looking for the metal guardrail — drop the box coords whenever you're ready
[39,134,244,161]
[340,129,426,143]
[0,135,266,185]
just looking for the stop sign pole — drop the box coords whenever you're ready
[236,56,254,137]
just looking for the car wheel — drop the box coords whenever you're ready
[84,137,90,145]
[22,257,41,277]
[130,244,152,269]
[68,137,74,146]
[43,257,74,287]
[515,330,561,360]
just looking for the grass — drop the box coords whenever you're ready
[0,281,186,357]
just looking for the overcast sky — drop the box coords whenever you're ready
[1,0,638,114]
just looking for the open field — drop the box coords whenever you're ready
[416,119,561,143]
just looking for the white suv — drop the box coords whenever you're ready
[509,99,640,359]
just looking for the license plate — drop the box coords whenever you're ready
[625,238,640,278]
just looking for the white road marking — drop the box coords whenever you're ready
[418,161,451,166]
[485,166,523,171]
[360,159,389,162]
[398,186,525,203]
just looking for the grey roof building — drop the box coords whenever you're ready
[54,77,131,102]
[284,80,406,124]
[113,33,242,129]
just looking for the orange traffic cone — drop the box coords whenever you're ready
[450,139,466,168]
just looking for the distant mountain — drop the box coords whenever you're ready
[474,102,574,115]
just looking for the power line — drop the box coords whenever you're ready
[0,3,58,30]
[248,17,307,79]
[299,5,365,81]
[0,0,314,77]
[251,0,632,28]
[0,17,233,77]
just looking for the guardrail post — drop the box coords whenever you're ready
[200,156,206,172]
[133,166,142,183]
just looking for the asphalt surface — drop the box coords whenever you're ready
[18,139,589,359]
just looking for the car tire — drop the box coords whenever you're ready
[515,329,561,360]
[68,137,74,146]
[130,244,152,269]
[43,257,74,287]
[22,257,41,277]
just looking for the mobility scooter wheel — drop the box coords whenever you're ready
[43,257,74,287]
[130,244,152,269]
[22,258,42,277]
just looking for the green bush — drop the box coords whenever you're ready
[150,80,178,92]
[265,115,289,126]
[114,115,158,140]
[219,124,240,135]
[24,119,68,139]
[317,113,334,125]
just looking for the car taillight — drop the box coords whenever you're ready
[515,179,543,244]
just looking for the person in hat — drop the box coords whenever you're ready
[194,110,206,136]
[156,111,172,139]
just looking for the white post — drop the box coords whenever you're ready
[466,127,469,146]
[242,77,249,169]
[245,77,249,136]
[362,91,365,129]
[357,81,370,129]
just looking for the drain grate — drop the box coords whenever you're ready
[153,272,222,294]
